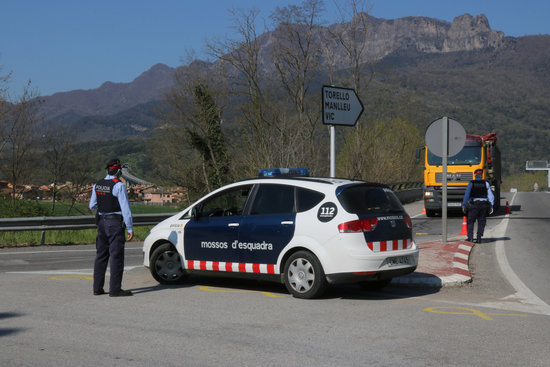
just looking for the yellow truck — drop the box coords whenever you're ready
[420,133,501,217]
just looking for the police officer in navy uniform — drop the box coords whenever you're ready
[462,168,494,243]
[89,158,134,297]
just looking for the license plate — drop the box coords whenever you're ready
[388,256,412,266]
[447,202,462,207]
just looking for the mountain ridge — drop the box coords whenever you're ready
[39,13,506,124]
[34,13,550,176]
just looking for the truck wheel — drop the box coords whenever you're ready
[283,251,327,299]
[150,243,187,284]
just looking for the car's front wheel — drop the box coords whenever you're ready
[283,251,327,299]
[150,243,187,284]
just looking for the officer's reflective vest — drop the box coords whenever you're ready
[95,178,122,213]
[470,180,488,200]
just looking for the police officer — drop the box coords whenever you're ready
[89,158,134,297]
[462,168,494,243]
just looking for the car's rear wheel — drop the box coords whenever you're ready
[283,251,327,299]
[150,243,187,284]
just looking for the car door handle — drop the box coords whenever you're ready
[281,221,294,225]
[228,223,239,227]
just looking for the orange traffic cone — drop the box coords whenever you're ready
[505,201,511,214]
[422,205,426,214]
[459,216,468,236]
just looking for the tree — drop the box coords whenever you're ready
[269,0,327,173]
[64,150,96,215]
[184,83,230,191]
[153,59,231,200]
[207,7,277,174]
[41,121,74,214]
[327,0,378,179]
[0,64,13,155]
[0,81,42,205]
[336,117,423,182]
[207,3,330,176]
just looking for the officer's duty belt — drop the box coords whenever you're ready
[102,214,123,219]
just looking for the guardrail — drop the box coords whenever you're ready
[0,213,176,245]
[389,181,423,203]
[0,181,423,244]
[0,213,174,232]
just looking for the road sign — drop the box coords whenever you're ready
[425,117,466,157]
[424,117,466,243]
[322,86,364,126]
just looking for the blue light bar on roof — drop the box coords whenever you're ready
[258,168,310,177]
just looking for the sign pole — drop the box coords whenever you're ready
[330,125,336,177]
[425,116,465,244]
[442,116,448,243]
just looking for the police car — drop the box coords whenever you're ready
[143,169,419,298]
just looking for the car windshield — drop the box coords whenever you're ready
[337,185,404,214]
[428,146,482,165]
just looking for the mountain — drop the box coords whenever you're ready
[40,13,505,127]
[36,13,550,175]
[40,63,176,122]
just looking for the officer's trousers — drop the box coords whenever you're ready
[93,216,125,293]
[466,201,490,239]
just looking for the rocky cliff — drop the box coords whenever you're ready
[38,14,505,126]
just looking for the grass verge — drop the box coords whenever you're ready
[0,226,154,247]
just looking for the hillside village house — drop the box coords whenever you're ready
[0,180,187,206]
[141,187,188,205]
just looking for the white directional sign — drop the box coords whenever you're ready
[322,86,364,126]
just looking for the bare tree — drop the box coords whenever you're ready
[269,0,326,173]
[207,7,279,174]
[328,0,374,93]
[64,150,96,215]
[41,121,74,214]
[0,81,42,203]
[0,64,13,155]
[337,117,422,182]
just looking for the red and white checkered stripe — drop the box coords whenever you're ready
[185,260,276,274]
[367,239,412,252]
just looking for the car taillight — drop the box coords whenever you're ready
[338,218,378,233]
[404,215,412,229]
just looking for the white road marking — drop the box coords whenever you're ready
[480,192,550,316]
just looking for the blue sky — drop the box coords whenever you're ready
[1,0,549,97]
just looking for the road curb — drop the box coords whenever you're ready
[392,240,474,287]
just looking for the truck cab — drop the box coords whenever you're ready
[421,133,501,217]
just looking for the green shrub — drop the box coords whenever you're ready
[0,197,49,218]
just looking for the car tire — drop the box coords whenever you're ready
[283,251,327,299]
[150,243,187,284]
[425,209,437,217]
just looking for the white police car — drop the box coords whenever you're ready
[143,169,419,298]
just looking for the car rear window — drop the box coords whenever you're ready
[337,185,404,214]
[296,187,325,212]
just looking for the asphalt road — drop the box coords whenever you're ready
[1,195,549,367]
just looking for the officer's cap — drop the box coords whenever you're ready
[474,168,483,175]
[106,158,121,171]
